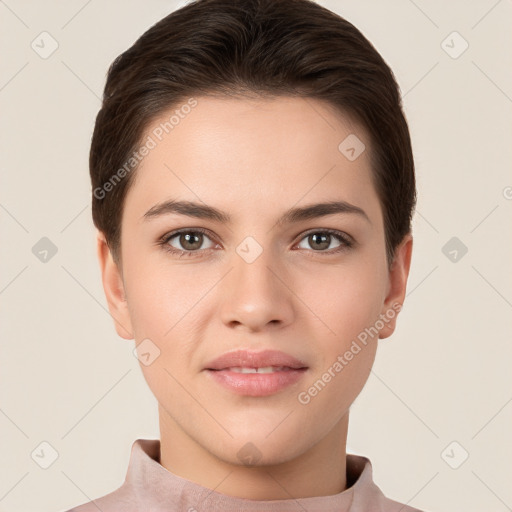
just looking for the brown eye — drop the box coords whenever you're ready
[297,230,353,253]
[164,229,215,253]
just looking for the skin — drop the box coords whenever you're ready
[97,95,413,500]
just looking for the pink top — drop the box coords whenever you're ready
[64,438,427,511]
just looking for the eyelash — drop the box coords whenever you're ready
[157,227,354,259]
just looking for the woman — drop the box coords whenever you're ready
[65,0,422,510]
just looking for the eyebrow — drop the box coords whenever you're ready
[142,199,370,225]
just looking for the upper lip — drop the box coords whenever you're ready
[204,349,308,371]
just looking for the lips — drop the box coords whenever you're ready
[203,349,309,397]
[204,349,308,372]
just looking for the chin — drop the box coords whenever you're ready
[208,432,310,468]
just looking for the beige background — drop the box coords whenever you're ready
[1,1,511,511]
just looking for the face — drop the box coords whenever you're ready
[98,95,412,467]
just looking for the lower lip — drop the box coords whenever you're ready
[205,368,308,397]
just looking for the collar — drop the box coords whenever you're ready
[121,438,387,511]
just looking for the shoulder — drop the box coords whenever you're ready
[358,482,430,512]
[347,453,430,512]
[59,485,137,512]
[59,438,158,512]
[378,495,430,512]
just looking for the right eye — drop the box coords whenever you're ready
[159,228,218,257]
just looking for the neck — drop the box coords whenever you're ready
[158,405,349,500]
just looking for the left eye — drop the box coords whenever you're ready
[297,231,351,252]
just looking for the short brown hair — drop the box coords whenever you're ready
[90,0,416,265]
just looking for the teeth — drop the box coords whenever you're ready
[228,366,289,373]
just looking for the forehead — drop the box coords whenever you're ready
[124,95,381,224]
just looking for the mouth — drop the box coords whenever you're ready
[205,364,308,396]
[203,349,309,396]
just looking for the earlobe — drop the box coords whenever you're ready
[379,234,413,340]
[96,231,134,340]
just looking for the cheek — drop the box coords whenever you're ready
[126,267,201,410]
[122,250,203,339]
[122,253,209,380]
[296,258,385,410]
[298,259,387,342]
[296,268,382,427]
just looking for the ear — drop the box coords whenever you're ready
[96,231,134,340]
[379,233,413,340]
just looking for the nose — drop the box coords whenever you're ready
[218,243,295,332]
